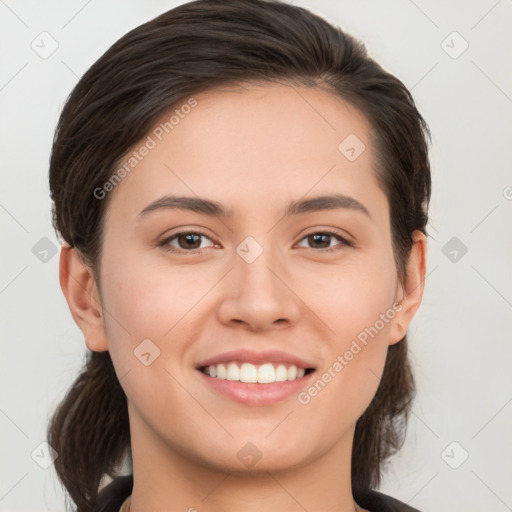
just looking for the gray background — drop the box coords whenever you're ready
[1,0,511,510]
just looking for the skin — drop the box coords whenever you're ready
[60,83,426,512]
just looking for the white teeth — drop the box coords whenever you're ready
[226,362,239,381]
[202,361,309,383]
[257,363,276,383]
[240,362,257,383]
[216,363,226,379]
[275,364,288,382]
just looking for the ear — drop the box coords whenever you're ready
[389,230,427,345]
[59,242,109,352]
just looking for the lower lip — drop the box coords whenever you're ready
[196,369,316,406]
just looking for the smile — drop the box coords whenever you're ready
[199,361,314,383]
[195,349,317,405]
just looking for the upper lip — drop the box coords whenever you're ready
[195,349,316,369]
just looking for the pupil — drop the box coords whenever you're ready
[180,233,201,249]
[177,233,332,250]
[310,233,329,248]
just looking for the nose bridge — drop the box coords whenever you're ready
[217,233,299,329]
[234,234,285,298]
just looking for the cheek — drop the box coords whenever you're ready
[297,253,396,407]
[98,251,226,410]
[101,253,209,342]
[98,256,207,420]
[295,266,396,442]
[299,253,398,345]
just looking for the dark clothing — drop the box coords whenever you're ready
[96,474,421,512]
[353,488,421,512]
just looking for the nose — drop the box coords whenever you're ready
[216,243,301,332]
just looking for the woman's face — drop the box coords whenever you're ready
[86,83,418,474]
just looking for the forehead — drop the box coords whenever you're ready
[173,82,373,166]
[105,82,383,222]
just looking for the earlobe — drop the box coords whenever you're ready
[59,242,109,352]
[389,230,428,346]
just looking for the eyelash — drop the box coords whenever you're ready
[158,229,353,254]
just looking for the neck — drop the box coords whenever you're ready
[127,412,364,512]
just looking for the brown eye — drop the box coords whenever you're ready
[307,233,331,249]
[159,231,215,253]
[297,231,352,252]
[176,233,202,249]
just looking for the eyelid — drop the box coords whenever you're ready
[295,222,354,241]
[158,228,217,253]
[158,226,355,254]
[295,228,354,251]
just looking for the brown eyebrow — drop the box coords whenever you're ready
[137,193,371,220]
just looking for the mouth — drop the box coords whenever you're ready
[198,362,315,383]
[195,349,317,406]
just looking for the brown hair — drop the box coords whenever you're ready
[47,0,431,510]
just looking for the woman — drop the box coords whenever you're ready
[47,1,431,511]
